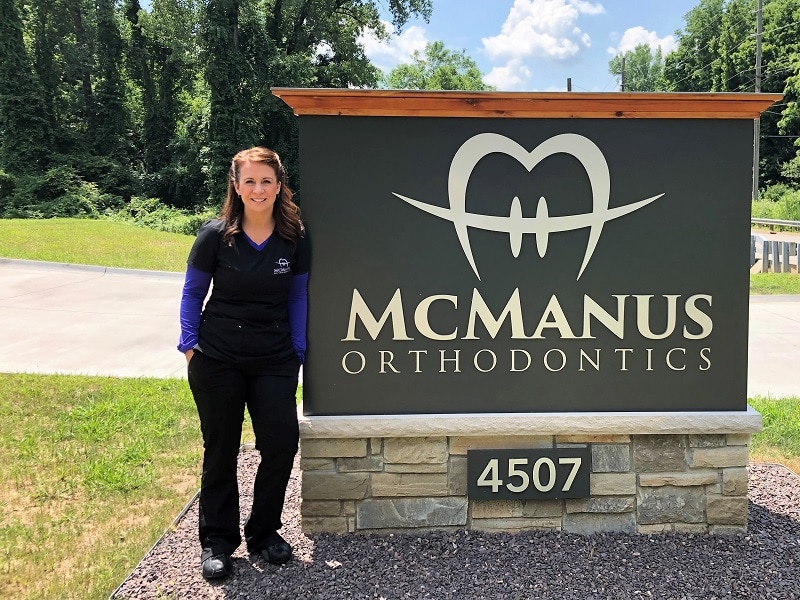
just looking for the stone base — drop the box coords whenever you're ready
[298,408,761,535]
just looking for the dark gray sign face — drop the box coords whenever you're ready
[299,117,752,415]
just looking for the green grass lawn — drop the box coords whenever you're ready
[0,374,203,599]
[0,218,193,272]
[0,372,285,599]
[750,272,800,295]
[748,396,800,474]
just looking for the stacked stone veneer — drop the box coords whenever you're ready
[299,412,760,535]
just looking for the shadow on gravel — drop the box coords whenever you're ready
[112,459,800,600]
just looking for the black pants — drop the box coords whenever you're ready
[187,350,299,560]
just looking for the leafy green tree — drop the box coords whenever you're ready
[63,0,97,128]
[200,0,433,203]
[0,0,51,173]
[758,0,800,187]
[662,0,753,93]
[200,0,259,203]
[26,0,92,158]
[385,41,493,90]
[712,0,754,92]
[28,0,62,135]
[782,153,800,185]
[664,0,726,92]
[778,57,800,184]
[608,44,667,92]
[6,0,438,214]
[663,0,800,189]
[124,0,201,205]
[94,0,129,159]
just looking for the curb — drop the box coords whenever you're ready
[749,294,800,302]
[0,258,184,281]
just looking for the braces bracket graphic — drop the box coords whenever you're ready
[393,133,664,281]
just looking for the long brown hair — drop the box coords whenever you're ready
[219,147,303,245]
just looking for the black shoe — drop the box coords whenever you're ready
[201,553,232,580]
[258,532,293,565]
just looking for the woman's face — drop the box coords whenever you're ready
[234,161,281,217]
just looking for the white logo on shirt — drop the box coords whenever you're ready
[274,258,291,275]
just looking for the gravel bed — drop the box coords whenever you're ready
[112,454,800,600]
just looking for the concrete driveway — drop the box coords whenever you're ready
[747,295,800,398]
[0,259,186,378]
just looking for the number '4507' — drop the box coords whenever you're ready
[477,457,582,493]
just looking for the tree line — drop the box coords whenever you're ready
[0,0,798,223]
[0,0,431,219]
[609,0,800,191]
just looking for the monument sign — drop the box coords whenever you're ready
[273,90,779,535]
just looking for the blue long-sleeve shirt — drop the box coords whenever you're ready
[177,267,309,362]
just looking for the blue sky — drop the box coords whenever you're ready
[361,0,703,91]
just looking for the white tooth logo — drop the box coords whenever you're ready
[392,133,665,281]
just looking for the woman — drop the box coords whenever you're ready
[177,147,309,580]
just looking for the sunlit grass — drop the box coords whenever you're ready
[0,372,290,599]
[0,218,192,272]
[750,272,800,295]
[0,374,203,599]
[749,395,800,474]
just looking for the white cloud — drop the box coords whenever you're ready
[607,26,677,56]
[482,0,605,61]
[572,0,604,15]
[359,21,429,73]
[484,59,533,91]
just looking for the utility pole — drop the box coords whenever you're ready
[621,56,626,91]
[753,0,763,201]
